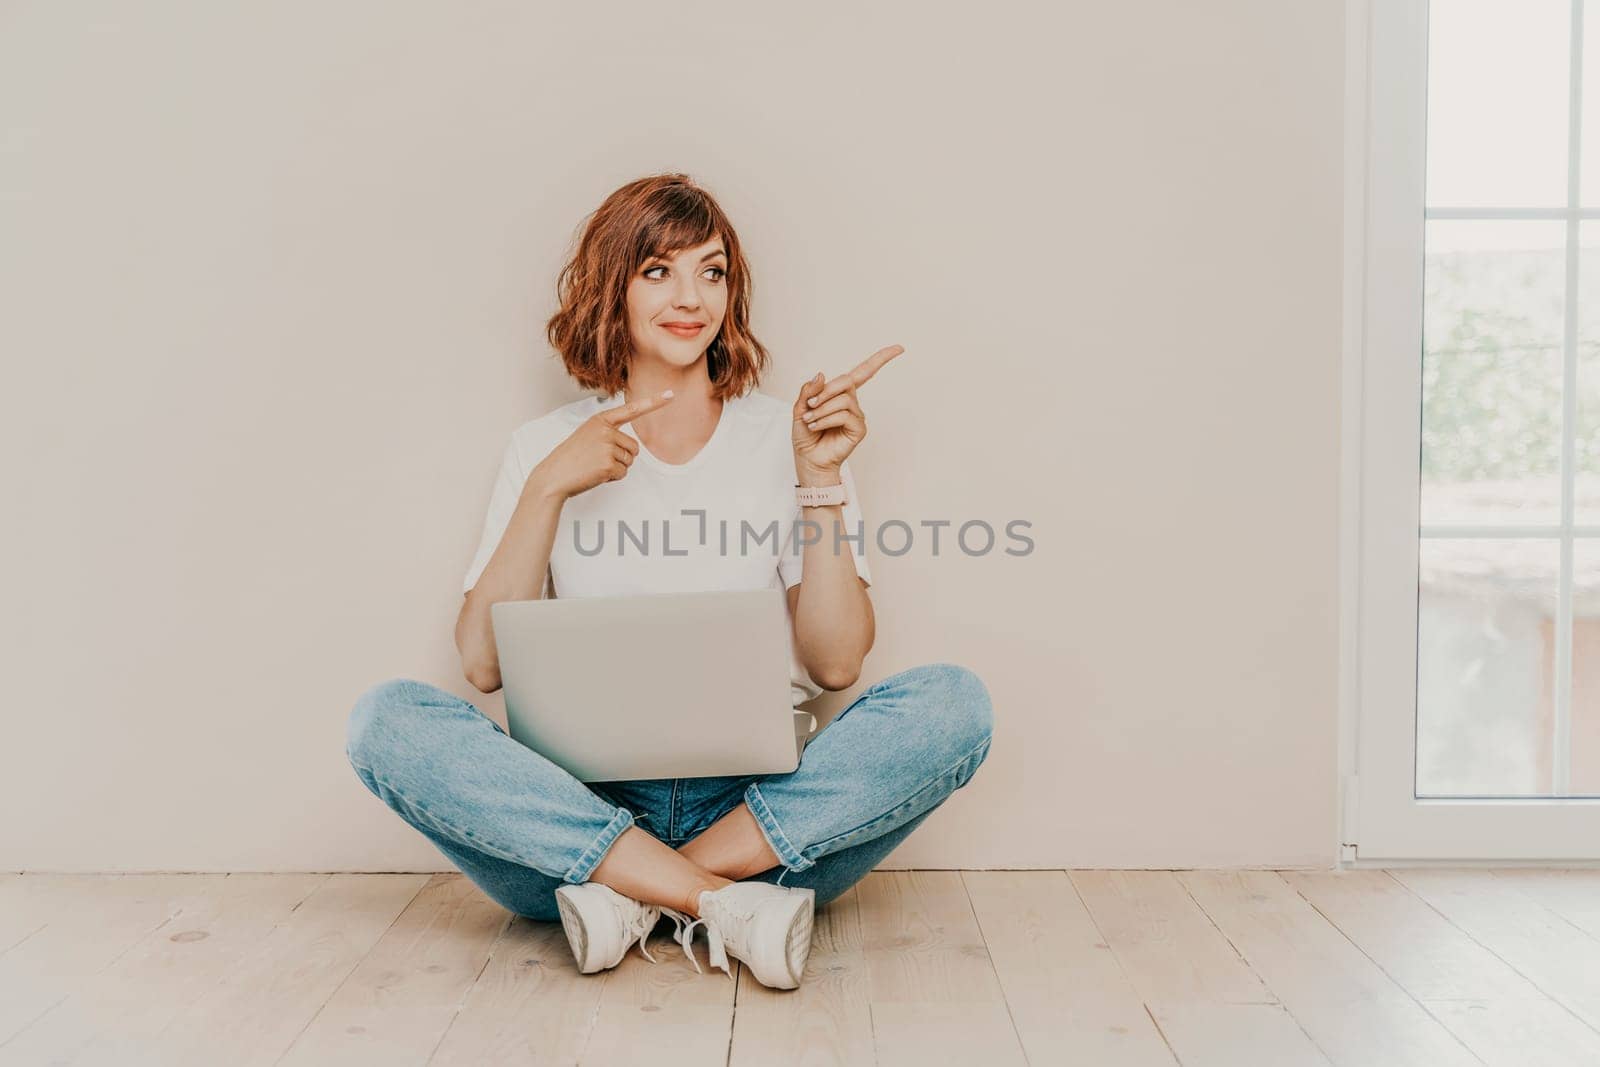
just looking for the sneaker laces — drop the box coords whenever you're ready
[658,893,751,981]
[657,906,710,976]
[622,900,664,964]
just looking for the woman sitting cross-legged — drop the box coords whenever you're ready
[345,173,994,991]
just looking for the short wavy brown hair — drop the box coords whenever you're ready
[546,174,770,401]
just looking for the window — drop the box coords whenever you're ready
[1353,0,1600,860]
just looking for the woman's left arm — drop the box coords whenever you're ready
[787,485,874,690]
[787,345,904,690]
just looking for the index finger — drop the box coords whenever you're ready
[848,344,905,388]
[600,389,675,426]
[809,345,905,408]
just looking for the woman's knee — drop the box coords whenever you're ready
[902,662,994,764]
[345,677,463,772]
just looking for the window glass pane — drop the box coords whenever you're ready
[1426,0,1570,208]
[1421,220,1565,525]
[1417,538,1559,796]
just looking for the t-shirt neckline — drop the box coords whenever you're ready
[602,389,739,475]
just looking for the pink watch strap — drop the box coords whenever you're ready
[795,481,848,507]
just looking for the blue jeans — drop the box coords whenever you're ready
[345,662,993,921]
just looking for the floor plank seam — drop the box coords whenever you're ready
[1172,872,1276,1001]
[0,993,67,1053]
[1065,869,1213,1067]
[272,876,431,1065]
[1387,871,1600,1042]
[1382,872,1572,1008]
[423,908,513,1065]
[722,958,740,1067]
[1173,872,1335,1063]
[104,908,179,973]
[1273,871,1487,1066]
[955,871,1031,1063]
[0,922,48,961]
[1139,1001,1181,1066]
[1485,870,1600,947]
[571,950,611,1065]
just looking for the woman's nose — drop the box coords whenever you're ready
[673,275,700,308]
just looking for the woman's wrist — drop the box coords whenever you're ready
[794,459,843,488]
[523,468,570,505]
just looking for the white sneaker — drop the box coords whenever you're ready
[660,882,816,990]
[553,882,665,974]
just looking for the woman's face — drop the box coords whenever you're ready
[625,236,729,374]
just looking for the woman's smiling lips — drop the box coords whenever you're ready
[660,322,705,338]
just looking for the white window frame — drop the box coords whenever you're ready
[1345,0,1600,863]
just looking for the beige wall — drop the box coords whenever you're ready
[0,1,1344,872]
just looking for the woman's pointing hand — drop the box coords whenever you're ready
[792,345,905,478]
[528,389,674,501]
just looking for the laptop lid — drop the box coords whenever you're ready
[490,587,801,783]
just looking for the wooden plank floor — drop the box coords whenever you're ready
[0,870,1597,1065]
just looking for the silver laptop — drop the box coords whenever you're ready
[490,588,804,783]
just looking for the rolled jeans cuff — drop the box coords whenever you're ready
[743,781,814,873]
[563,806,636,884]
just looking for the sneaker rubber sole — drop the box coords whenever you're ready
[555,885,608,973]
[781,892,815,986]
[749,888,815,989]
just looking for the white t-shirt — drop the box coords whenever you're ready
[462,388,872,706]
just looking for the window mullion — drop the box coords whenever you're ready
[1556,0,1585,796]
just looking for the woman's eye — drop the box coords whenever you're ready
[642,265,726,281]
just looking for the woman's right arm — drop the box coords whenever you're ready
[453,389,674,693]
[454,471,567,693]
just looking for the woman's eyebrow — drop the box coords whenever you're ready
[648,248,727,264]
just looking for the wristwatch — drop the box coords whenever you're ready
[795,481,848,507]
